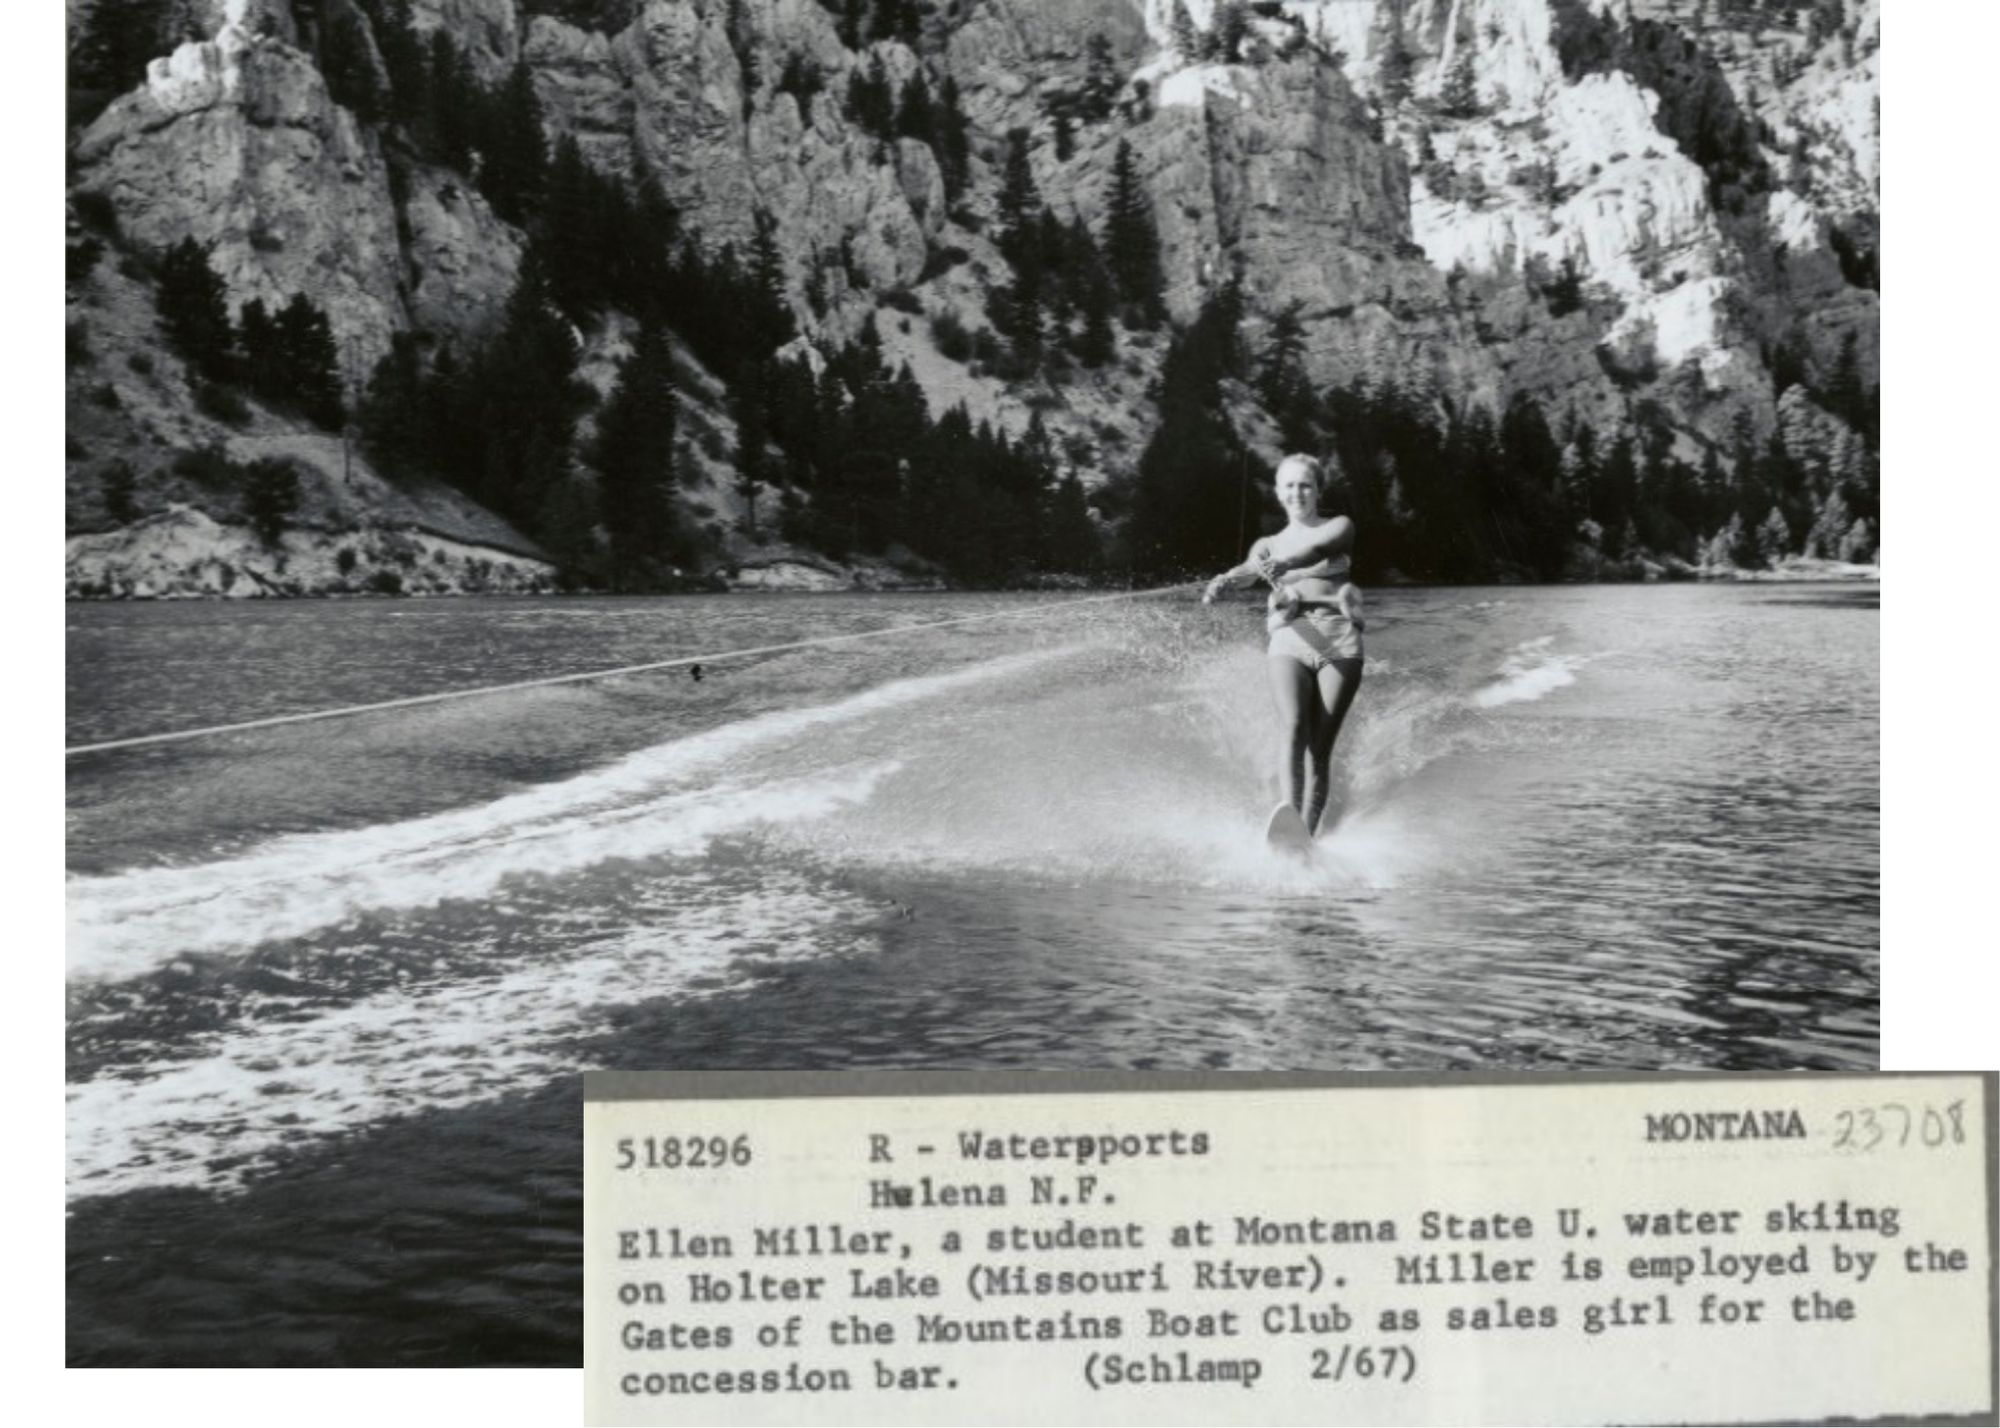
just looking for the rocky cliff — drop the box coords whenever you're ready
[66,0,1880,591]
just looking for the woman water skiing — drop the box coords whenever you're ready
[1203,454,1365,838]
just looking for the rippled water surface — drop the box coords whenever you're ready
[65,584,1878,1363]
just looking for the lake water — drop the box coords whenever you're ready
[65,584,1878,1364]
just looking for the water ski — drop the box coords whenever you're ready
[1264,802,1312,856]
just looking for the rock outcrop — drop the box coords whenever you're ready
[66,0,1879,590]
[67,505,556,598]
[73,13,524,371]
[527,1,938,316]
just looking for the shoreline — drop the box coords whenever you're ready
[64,567,1884,601]
[64,507,1880,601]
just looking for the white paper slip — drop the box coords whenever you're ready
[584,1072,1995,1427]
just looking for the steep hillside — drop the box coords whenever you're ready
[65,0,1879,592]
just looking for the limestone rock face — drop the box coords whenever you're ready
[411,0,521,78]
[523,18,633,173]
[65,0,1878,553]
[175,0,301,44]
[948,0,1150,114]
[403,165,526,349]
[525,1,936,313]
[75,24,409,369]
[1632,0,1879,222]
[893,138,947,237]
[608,2,756,214]
[1256,0,1870,430]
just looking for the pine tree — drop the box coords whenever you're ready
[747,208,796,352]
[776,51,825,119]
[1213,1,1250,63]
[363,0,427,125]
[1560,423,1599,521]
[1380,2,1416,105]
[1542,256,1584,316]
[1805,488,1851,558]
[156,237,238,382]
[1126,286,1250,576]
[1823,330,1868,435]
[1258,301,1316,451]
[591,317,682,585]
[1756,505,1791,567]
[936,74,972,200]
[724,0,757,73]
[1702,513,1744,570]
[1081,32,1119,121]
[879,0,925,46]
[1044,471,1099,572]
[426,30,477,168]
[1035,211,1078,335]
[359,332,429,473]
[321,6,388,123]
[1072,221,1116,367]
[534,474,604,587]
[994,127,1043,264]
[1103,139,1165,326]
[1169,0,1200,60]
[1017,411,1058,555]
[1257,302,1308,407]
[1441,39,1482,118]
[464,252,593,523]
[421,343,472,475]
[984,131,1048,359]
[238,297,279,387]
[895,71,935,142]
[238,292,344,428]
[101,460,139,524]
[68,231,105,289]
[71,0,173,97]
[480,63,550,222]
[630,170,682,309]
[243,459,301,546]
[542,137,610,316]
[732,358,773,539]
[846,52,895,141]
[275,292,346,430]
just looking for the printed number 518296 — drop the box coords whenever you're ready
[614,1135,754,1170]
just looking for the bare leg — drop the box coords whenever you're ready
[1265,654,1316,815]
[1304,658,1364,835]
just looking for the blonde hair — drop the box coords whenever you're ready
[1275,453,1324,489]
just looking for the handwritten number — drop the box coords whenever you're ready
[1833,1102,1966,1153]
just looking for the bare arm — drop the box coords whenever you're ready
[1201,540,1278,603]
[1265,516,1356,578]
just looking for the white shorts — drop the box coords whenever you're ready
[1266,607,1363,668]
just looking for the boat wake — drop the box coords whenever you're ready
[66,617,1600,1199]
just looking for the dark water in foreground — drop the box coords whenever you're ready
[66,584,1878,1364]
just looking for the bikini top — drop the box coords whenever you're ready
[1268,551,1353,630]
[1279,551,1350,584]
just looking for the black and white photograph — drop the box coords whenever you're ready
[64,0,1883,1377]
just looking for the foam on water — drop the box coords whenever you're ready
[62,612,1611,1202]
[67,870,877,1201]
[68,647,1078,982]
[1473,635,1585,707]
[750,641,1457,896]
